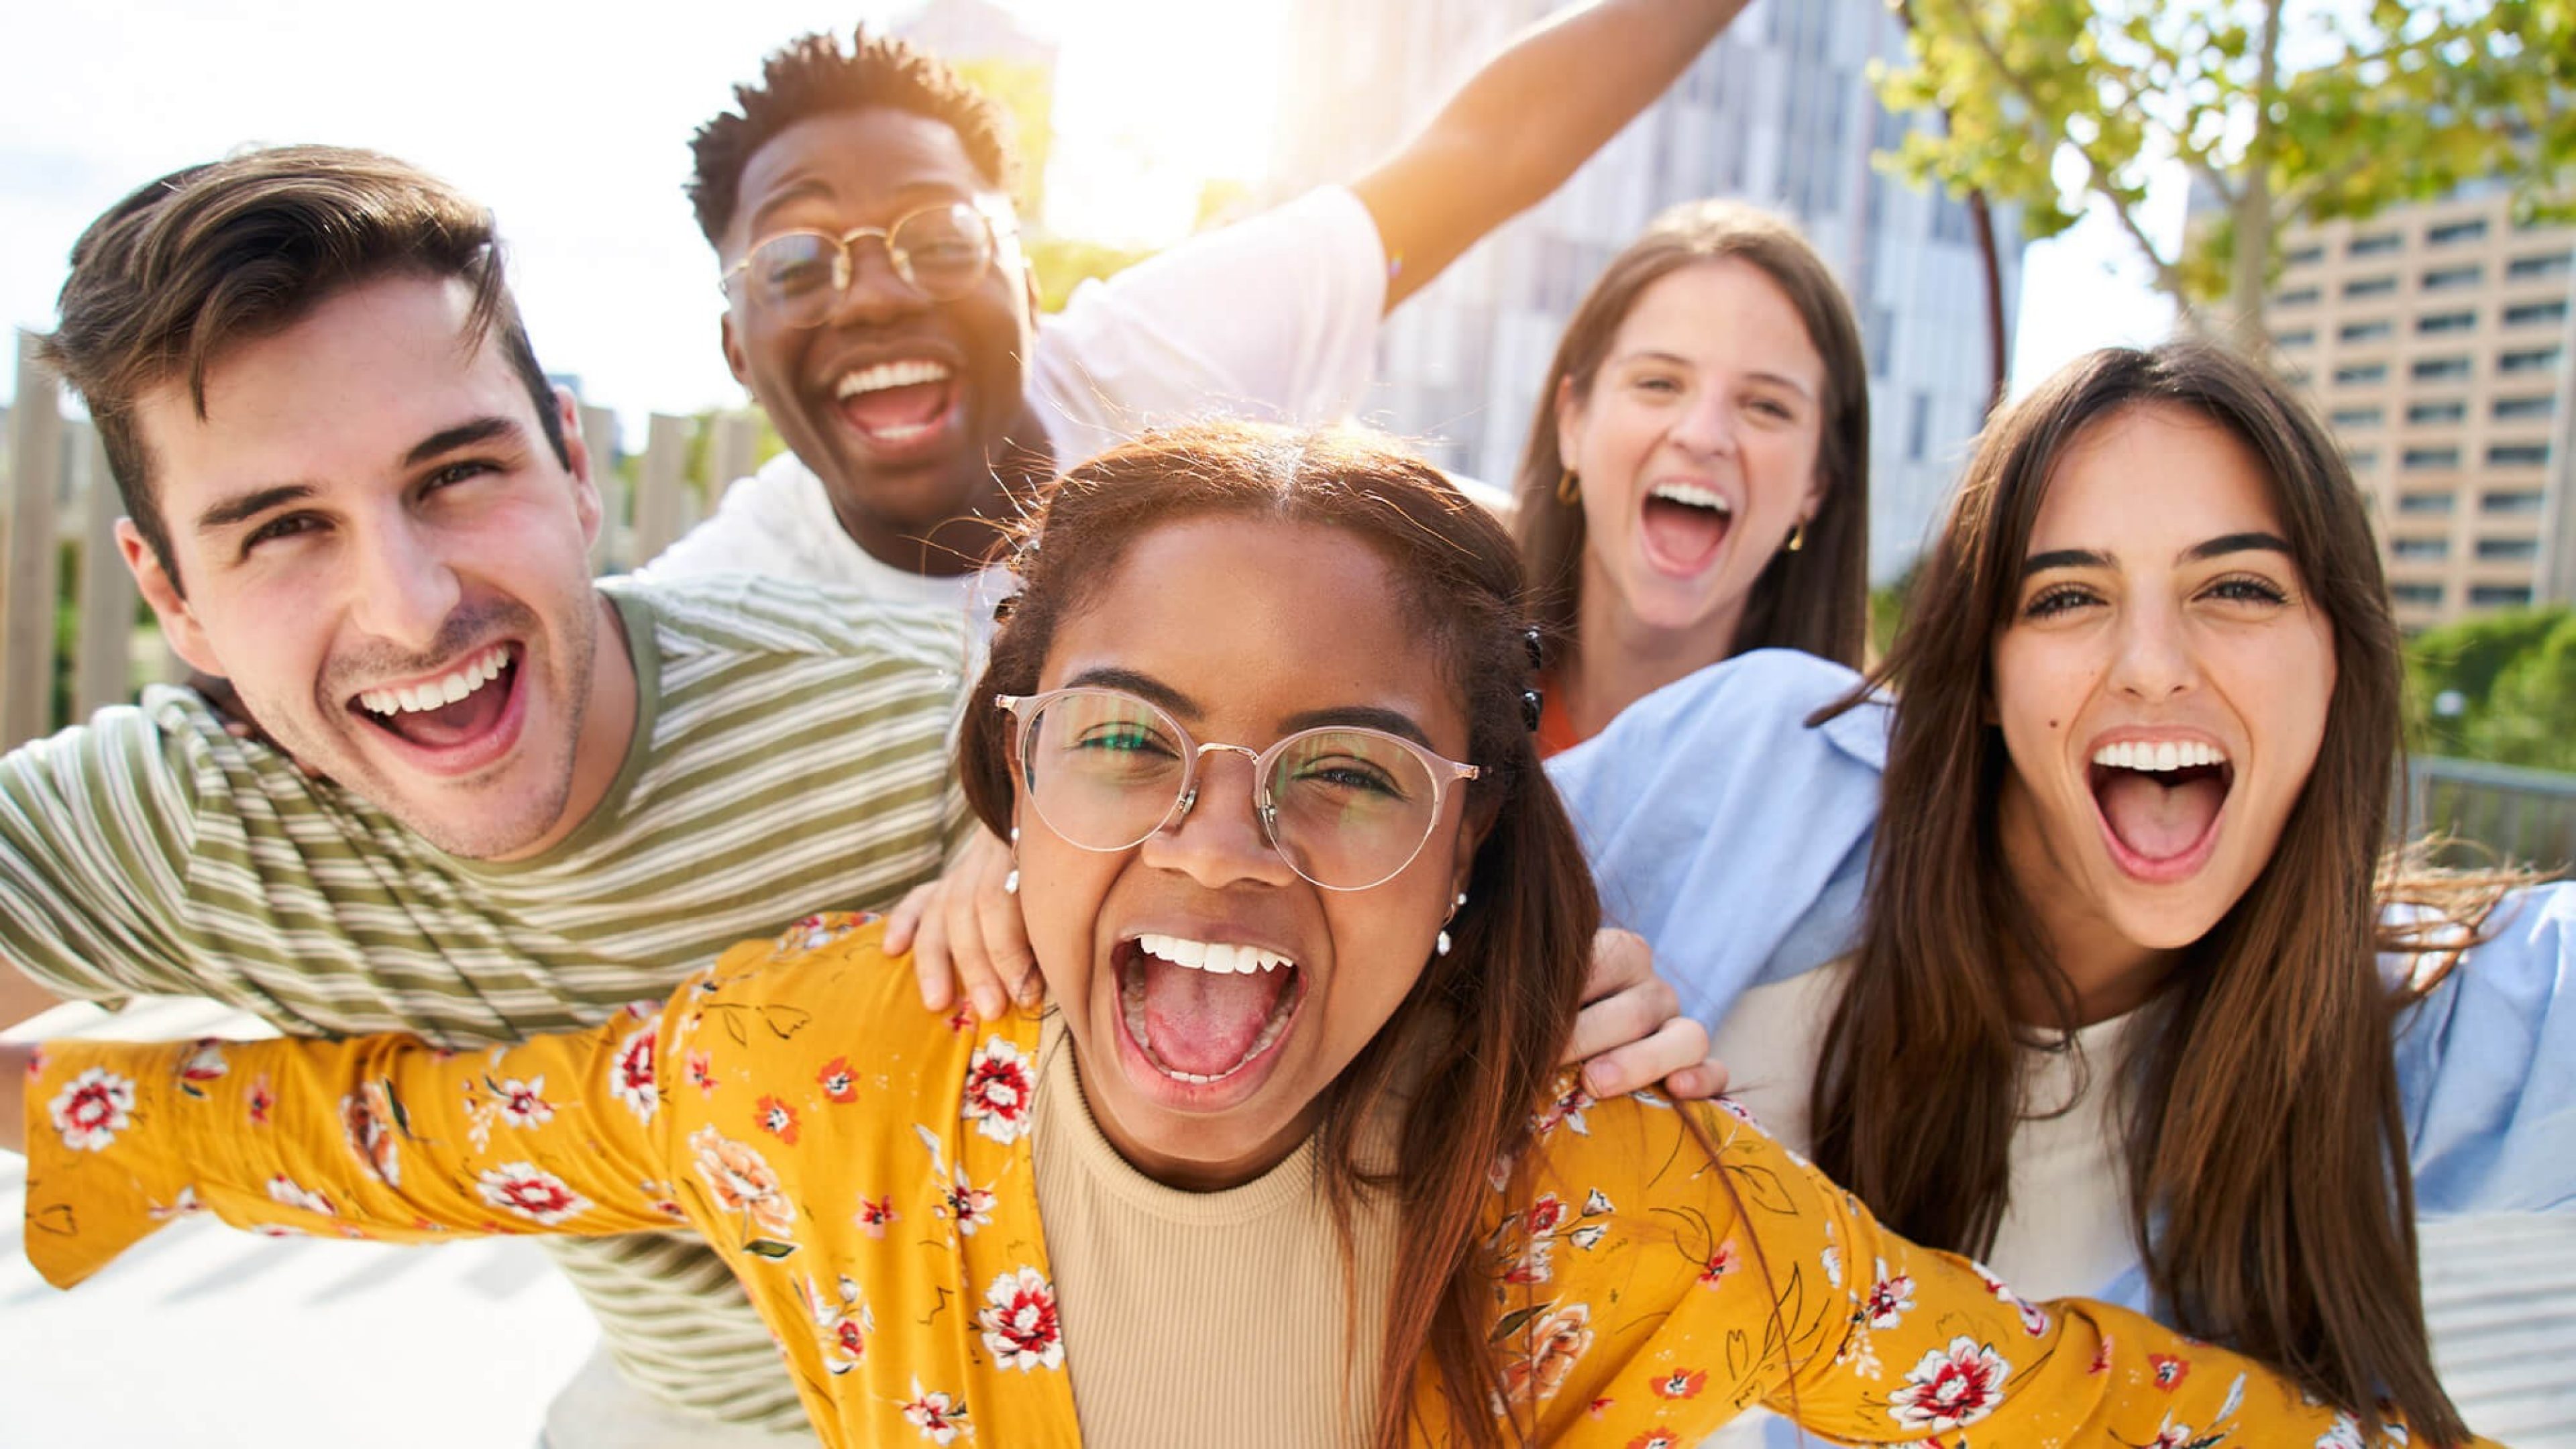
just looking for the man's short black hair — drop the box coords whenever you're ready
[688,28,1020,250]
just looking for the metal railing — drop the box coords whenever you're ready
[2406,754,2576,873]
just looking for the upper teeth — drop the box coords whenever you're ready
[1135,933,1293,975]
[1650,483,1732,513]
[357,645,508,717]
[837,360,952,398]
[2092,740,2227,772]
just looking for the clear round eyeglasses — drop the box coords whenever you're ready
[720,199,1008,327]
[996,688,1481,893]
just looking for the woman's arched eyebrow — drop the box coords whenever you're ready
[2019,547,2111,580]
[2180,531,2292,564]
[1064,666,1196,719]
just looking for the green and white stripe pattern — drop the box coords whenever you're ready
[0,572,971,1431]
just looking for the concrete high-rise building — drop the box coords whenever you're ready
[2269,189,2576,627]
[1266,0,2023,580]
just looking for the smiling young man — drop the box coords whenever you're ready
[646,1,1757,598]
[0,148,972,1448]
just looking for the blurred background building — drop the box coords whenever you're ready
[2269,191,2576,628]
[1265,0,2025,582]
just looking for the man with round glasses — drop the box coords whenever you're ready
[647,4,1757,614]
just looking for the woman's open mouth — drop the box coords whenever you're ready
[2086,737,2233,883]
[1112,932,1306,1095]
[1638,482,1735,577]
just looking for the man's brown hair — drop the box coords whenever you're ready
[40,144,569,590]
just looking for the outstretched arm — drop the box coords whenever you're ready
[1352,0,1750,309]
[13,1004,678,1289]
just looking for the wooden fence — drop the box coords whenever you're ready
[1,329,761,751]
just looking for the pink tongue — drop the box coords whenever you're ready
[378,671,509,749]
[841,380,950,434]
[2098,772,2225,861]
[1640,496,1728,572]
[1139,955,1286,1077]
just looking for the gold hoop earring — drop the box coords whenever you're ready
[1784,521,1807,553]
[1556,470,1581,506]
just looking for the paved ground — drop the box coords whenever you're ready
[6,999,2573,1447]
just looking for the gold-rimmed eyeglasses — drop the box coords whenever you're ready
[995,687,1481,893]
[720,199,1012,326]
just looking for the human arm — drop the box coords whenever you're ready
[1351,0,1750,309]
[15,1002,679,1290]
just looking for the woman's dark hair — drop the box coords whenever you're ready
[957,420,1603,1447]
[1513,199,1871,672]
[1811,341,2489,1444]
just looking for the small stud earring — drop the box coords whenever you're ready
[1556,470,1582,505]
[1003,826,1021,896]
[1435,890,1467,957]
[1435,929,1452,957]
[1784,520,1807,553]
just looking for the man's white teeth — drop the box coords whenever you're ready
[357,646,508,717]
[2090,740,2229,772]
[1649,482,1733,514]
[1134,932,1292,975]
[835,359,953,398]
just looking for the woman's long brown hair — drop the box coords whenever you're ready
[957,421,1604,1448]
[1810,343,2479,1444]
[1512,199,1872,671]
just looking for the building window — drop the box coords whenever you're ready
[2422,264,2482,290]
[2417,311,2477,335]
[2477,537,2541,561]
[2397,492,2454,515]
[2333,362,2388,386]
[2499,346,2563,375]
[2413,356,2473,380]
[2284,243,2324,267]
[2508,251,2573,280]
[2404,446,2461,470]
[2506,300,2570,328]
[2483,490,2546,515]
[2276,286,2321,307]
[1866,305,1895,380]
[2275,328,2316,348]
[2341,319,2394,343]
[2488,443,2550,467]
[2471,584,2536,607]
[2495,395,2557,421]
[2332,405,2385,428]
[2347,449,2380,471]
[1906,391,1931,462]
[2345,275,2398,299]
[2406,400,2467,425]
[2350,231,2403,256]
[2392,582,2445,606]
[2428,218,2490,245]
[2392,537,2450,559]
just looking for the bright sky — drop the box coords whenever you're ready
[0,0,2161,439]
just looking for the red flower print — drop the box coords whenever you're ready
[1697,1240,1741,1287]
[340,1081,403,1188]
[48,1067,136,1152]
[1889,1336,2009,1432]
[22,1045,43,1078]
[808,1273,873,1376]
[689,1127,796,1241]
[1531,1076,1595,1138]
[1864,1263,1917,1328]
[1588,1397,1614,1418]
[1503,1236,1556,1286]
[1651,1368,1707,1401]
[1493,1303,1592,1413]
[756,1095,802,1146]
[1525,1193,1568,1236]
[817,1057,859,1103]
[941,1168,998,1236]
[979,1266,1064,1372]
[962,1038,1034,1145]
[902,1379,970,1444]
[1972,1259,2051,1337]
[946,1004,975,1033]
[686,1051,718,1096]
[266,1174,335,1217]
[176,1039,228,1098]
[248,1074,275,1126]
[1625,1433,1680,1449]
[476,1162,593,1226]
[610,1020,659,1123]
[492,1075,555,1129]
[2090,1336,2114,1375]
[2149,1353,2190,1391]
[856,1195,898,1239]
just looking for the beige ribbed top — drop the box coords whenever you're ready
[1032,1016,1403,1448]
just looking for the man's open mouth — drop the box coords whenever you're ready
[833,358,960,449]
[2087,737,2233,876]
[350,643,520,751]
[1114,932,1305,1086]
[1638,481,1735,576]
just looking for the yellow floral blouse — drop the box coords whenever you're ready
[23,914,2469,1448]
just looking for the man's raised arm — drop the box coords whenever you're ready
[1351,0,1750,310]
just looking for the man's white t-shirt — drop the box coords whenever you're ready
[643,185,1392,612]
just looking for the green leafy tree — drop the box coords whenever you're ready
[947,53,1155,310]
[1875,0,2576,352]
[2405,604,2576,762]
